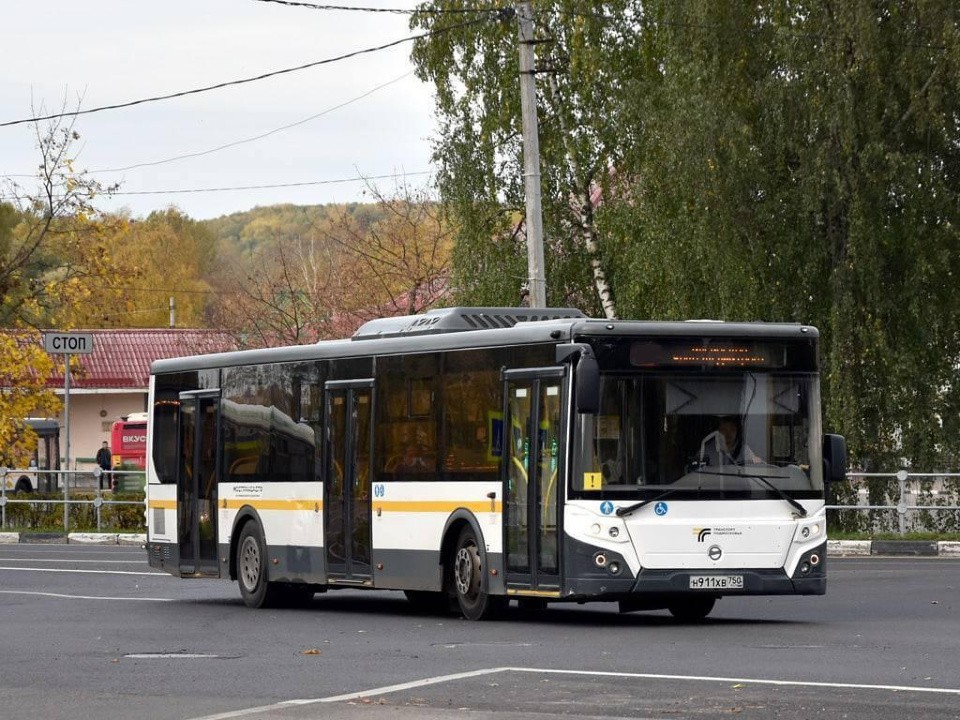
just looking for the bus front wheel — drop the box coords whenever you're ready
[236,521,280,608]
[667,596,716,621]
[451,525,504,621]
[14,477,32,493]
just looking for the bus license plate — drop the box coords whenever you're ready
[689,575,743,590]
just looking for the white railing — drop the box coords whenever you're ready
[828,471,960,535]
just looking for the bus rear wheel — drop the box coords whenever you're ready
[14,477,33,493]
[236,521,280,608]
[451,525,504,621]
[667,596,716,621]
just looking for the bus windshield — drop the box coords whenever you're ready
[572,371,823,499]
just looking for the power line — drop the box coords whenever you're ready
[254,0,505,14]
[105,171,432,196]
[0,170,432,201]
[0,16,491,129]
[92,71,414,174]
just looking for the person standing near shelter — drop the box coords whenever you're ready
[95,441,112,490]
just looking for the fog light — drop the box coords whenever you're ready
[799,561,811,574]
[607,561,621,575]
[594,552,607,567]
[810,553,821,566]
[609,527,620,538]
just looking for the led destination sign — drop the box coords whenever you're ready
[628,339,816,371]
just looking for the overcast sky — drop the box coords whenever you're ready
[0,1,439,219]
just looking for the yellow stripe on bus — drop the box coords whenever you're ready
[147,499,501,513]
[375,500,503,514]
[146,499,321,511]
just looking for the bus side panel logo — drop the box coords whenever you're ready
[696,528,712,542]
[654,501,668,516]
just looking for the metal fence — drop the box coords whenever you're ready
[828,471,960,535]
[0,467,145,533]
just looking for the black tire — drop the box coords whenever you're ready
[403,589,451,615]
[14,477,32,493]
[236,521,281,608]
[667,596,717,621]
[451,525,505,621]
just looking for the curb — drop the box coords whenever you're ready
[829,540,960,557]
[0,532,145,545]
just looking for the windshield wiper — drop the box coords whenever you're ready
[615,486,690,518]
[697,469,808,517]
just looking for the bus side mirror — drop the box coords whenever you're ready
[556,343,600,414]
[822,434,847,484]
[576,354,600,414]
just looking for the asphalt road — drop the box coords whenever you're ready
[0,543,958,720]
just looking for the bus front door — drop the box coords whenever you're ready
[503,368,565,596]
[324,380,374,584]
[177,391,220,577]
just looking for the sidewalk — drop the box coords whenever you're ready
[0,533,958,556]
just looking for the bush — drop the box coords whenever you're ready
[0,491,145,532]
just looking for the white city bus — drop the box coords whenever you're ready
[145,308,847,620]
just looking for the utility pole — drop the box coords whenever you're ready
[516,1,547,308]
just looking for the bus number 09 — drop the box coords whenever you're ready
[373,484,385,498]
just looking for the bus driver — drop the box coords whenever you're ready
[699,415,761,467]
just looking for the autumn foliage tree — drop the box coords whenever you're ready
[0,113,121,463]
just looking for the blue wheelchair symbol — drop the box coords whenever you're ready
[600,500,614,516]
[654,501,669,516]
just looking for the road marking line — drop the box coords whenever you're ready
[0,566,165,576]
[186,667,509,720]
[186,664,960,719]
[0,590,173,602]
[510,667,960,696]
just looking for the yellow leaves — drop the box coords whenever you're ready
[0,331,61,467]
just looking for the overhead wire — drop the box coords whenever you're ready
[92,71,415,174]
[0,14,492,129]
[253,0,505,14]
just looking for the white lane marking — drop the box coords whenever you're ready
[126,653,218,658]
[186,667,509,720]
[512,667,960,696]
[0,566,165,576]
[186,664,960,719]
[0,590,173,602]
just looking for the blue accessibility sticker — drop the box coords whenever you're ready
[600,500,614,515]
[654,501,669,516]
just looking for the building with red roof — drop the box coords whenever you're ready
[38,329,235,469]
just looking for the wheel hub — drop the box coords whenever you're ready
[454,544,480,598]
[239,536,261,591]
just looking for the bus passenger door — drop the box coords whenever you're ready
[503,368,565,595]
[324,380,374,583]
[177,391,220,577]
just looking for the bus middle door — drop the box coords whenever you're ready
[324,380,374,585]
[177,390,221,577]
[503,367,565,597]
